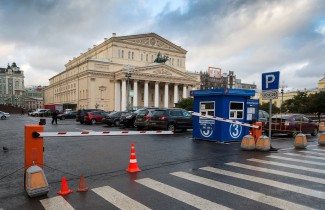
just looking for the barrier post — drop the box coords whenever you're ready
[25,125,44,171]
[251,122,263,141]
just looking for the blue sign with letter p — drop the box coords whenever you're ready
[262,71,280,90]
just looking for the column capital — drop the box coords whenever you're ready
[155,81,160,85]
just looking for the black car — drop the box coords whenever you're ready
[102,111,129,127]
[76,109,103,124]
[58,111,77,120]
[120,110,140,128]
[134,107,160,130]
[149,108,193,132]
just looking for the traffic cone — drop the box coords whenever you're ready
[126,143,141,173]
[57,176,73,195]
[77,175,89,192]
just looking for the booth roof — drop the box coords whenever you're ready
[193,88,255,97]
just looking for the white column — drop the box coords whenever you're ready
[144,81,149,107]
[174,84,179,105]
[133,80,138,108]
[155,82,159,107]
[114,80,121,111]
[121,79,126,111]
[164,83,169,108]
[183,85,187,99]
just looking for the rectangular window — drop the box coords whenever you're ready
[229,102,244,119]
[200,101,215,116]
[141,54,143,61]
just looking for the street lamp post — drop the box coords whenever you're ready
[125,69,132,111]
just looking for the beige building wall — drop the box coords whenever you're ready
[44,33,199,111]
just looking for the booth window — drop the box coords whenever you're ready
[200,101,215,116]
[229,102,244,119]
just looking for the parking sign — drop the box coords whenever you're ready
[262,71,280,91]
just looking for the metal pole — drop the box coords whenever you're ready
[269,99,272,142]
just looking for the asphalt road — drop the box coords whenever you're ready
[0,115,324,210]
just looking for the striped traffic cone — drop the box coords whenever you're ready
[126,143,141,173]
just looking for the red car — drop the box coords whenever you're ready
[264,114,318,137]
[84,111,108,125]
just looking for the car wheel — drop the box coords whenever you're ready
[311,128,318,136]
[291,128,298,137]
[182,128,187,132]
[115,120,120,127]
[35,114,38,117]
[61,116,65,120]
[167,124,175,132]
[80,121,84,124]
[1,116,5,120]
[91,119,96,125]
[137,126,144,130]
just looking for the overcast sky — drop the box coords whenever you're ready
[1,0,325,90]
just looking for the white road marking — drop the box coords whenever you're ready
[299,151,325,156]
[284,153,325,161]
[136,178,231,210]
[40,196,75,210]
[92,186,151,210]
[247,158,325,174]
[226,162,325,185]
[200,166,325,200]
[312,148,325,151]
[172,171,313,210]
[267,155,325,166]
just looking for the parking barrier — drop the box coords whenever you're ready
[32,130,173,138]
[241,135,255,151]
[256,135,271,151]
[189,111,260,129]
[294,133,307,149]
[318,133,325,146]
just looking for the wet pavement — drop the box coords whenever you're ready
[0,115,324,209]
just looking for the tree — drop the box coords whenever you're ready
[259,102,280,114]
[306,92,325,122]
[282,91,309,113]
[176,98,193,111]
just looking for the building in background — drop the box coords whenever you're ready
[24,85,46,111]
[0,62,25,107]
[44,33,200,111]
[318,74,325,91]
[200,70,256,90]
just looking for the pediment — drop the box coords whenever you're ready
[117,33,186,54]
[135,64,193,79]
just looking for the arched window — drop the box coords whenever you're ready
[132,52,134,60]
[121,50,124,58]
[151,55,153,62]
[146,54,148,62]
[128,51,131,59]
[141,54,143,61]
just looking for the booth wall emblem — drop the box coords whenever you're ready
[229,124,242,139]
[199,119,215,138]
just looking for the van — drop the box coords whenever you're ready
[31,109,50,117]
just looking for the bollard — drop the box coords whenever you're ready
[294,133,307,149]
[256,135,270,151]
[39,119,46,125]
[319,133,325,146]
[241,135,255,150]
[25,125,44,170]
[319,122,325,133]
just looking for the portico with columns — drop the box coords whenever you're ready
[114,64,197,111]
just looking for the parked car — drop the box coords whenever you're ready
[84,111,109,125]
[120,110,140,128]
[134,107,160,130]
[31,109,50,117]
[76,109,103,124]
[102,111,129,127]
[259,110,269,125]
[264,114,318,137]
[58,111,77,120]
[148,108,193,132]
[0,111,10,120]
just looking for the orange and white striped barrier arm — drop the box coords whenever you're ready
[189,111,260,129]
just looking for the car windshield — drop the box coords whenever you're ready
[138,110,149,116]
[271,115,290,120]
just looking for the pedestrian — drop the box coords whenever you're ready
[52,110,58,125]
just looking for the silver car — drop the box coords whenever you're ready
[0,111,10,120]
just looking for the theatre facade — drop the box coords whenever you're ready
[44,33,200,111]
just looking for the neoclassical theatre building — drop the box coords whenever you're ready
[44,33,200,111]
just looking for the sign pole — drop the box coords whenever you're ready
[268,99,272,142]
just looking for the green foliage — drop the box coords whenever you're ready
[282,91,310,113]
[259,102,280,114]
[307,92,325,121]
[176,98,193,111]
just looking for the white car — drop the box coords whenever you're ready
[0,111,10,120]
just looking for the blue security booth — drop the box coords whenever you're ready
[192,88,258,142]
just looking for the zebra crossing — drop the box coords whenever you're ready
[3,147,325,210]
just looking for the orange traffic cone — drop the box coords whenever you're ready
[57,176,73,195]
[77,175,89,192]
[126,143,141,173]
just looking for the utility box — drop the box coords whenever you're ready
[193,88,256,142]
